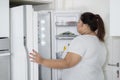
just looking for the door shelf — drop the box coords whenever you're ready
[56,37,74,40]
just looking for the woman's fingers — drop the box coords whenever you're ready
[29,55,35,59]
[29,50,39,57]
[29,52,36,57]
[29,55,38,63]
[29,49,43,64]
[32,49,40,56]
[33,49,38,54]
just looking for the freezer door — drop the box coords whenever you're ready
[38,12,52,80]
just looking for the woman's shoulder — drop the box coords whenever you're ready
[73,35,99,43]
[74,35,88,40]
[72,35,86,42]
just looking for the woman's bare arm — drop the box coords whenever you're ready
[29,50,81,69]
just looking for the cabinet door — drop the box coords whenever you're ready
[104,37,120,80]
[0,0,9,37]
[0,55,10,80]
[110,0,120,36]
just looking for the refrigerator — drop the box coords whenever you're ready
[51,11,80,80]
[11,5,53,80]
[10,5,80,80]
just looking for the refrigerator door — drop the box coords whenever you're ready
[11,5,38,80]
[11,6,27,80]
[38,11,52,80]
[25,6,38,80]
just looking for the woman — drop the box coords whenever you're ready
[29,12,107,80]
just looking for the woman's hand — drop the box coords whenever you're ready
[29,49,44,64]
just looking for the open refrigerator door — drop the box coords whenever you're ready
[11,5,38,80]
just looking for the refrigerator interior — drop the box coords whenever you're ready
[52,11,80,80]
[37,11,81,80]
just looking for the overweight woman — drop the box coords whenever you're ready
[29,12,107,80]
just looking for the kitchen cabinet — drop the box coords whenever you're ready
[110,0,120,36]
[0,33,10,80]
[0,0,9,37]
[0,54,10,80]
[104,37,120,80]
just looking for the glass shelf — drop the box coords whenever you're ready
[56,35,77,40]
[56,31,78,40]
[55,21,77,27]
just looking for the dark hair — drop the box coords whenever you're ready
[80,12,105,42]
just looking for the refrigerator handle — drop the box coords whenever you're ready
[23,6,31,79]
[24,36,28,53]
[23,36,30,80]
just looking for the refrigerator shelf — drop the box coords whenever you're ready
[55,21,77,27]
[56,51,63,59]
[56,32,78,40]
[56,36,77,40]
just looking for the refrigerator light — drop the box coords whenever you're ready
[41,20,45,24]
[41,34,45,38]
[41,41,46,46]
[41,27,45,31]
